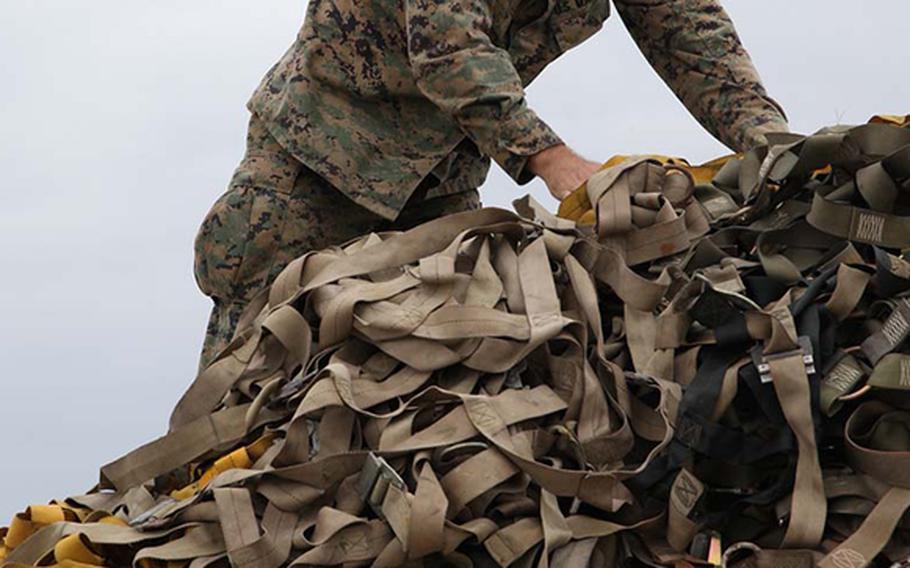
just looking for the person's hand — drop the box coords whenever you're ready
[527,144,602,201]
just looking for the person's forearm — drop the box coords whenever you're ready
[614,0,788,151]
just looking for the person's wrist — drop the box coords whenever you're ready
[527,144,567,179]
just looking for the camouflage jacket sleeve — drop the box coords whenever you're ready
[406,0,563,183]
[613,0,789,152]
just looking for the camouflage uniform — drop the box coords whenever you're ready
[194,117,479,367]
[194,0,787,367]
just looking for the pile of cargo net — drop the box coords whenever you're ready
[5,114,910,568]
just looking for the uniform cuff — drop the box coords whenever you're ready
[736,99,789,150]
[742,117,791,150]
[488,107,563,184]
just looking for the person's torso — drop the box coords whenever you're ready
[249,0,609,219]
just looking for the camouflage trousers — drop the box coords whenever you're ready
[194,115,481,369]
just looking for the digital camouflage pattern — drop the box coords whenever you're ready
[248,0,787,220]
[194,116,480,368]
[614,0,788,151]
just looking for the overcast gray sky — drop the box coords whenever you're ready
[1,1,908,521]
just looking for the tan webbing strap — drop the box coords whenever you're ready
[14,117,910,568]
[462,237,573,373]
[316,273,422,347]
[824,264,872,321]
[764,306,826,548]
[861,298,910,365]
[407,462,446,559]
[1,524,67,567]
[301,208,520,292]
[102,404,266,491]
[585,158,694,266]
[214,488,259,561]
[4,522,207,567]
[462,391,635,511]
[770,355,826,548]
[213,490,296,568]
[261,304,312,370]
[818,487,910,568]
[538,490,573,568]
[483,517,543,567]
[819,353,867,416]
[169,335,261,430]
[134,524,226,565]
[549,537,599,568]
[439,448,519,517]
[589,244,672,312]
[807,191,910,249]
[724,546,820,568]
[867,353,910,391]
[289,520,392,566]
[667,469,704,552]
[845,401,910,488]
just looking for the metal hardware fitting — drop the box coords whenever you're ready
[354,453,406,518]
[751,335,816,384]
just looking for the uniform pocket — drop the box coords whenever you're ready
[193,183,289,302]
[194,186,255,300]
[231,187,290,301]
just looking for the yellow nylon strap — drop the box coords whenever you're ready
[171,432,276,501]
[869,113,910,126]
[53,534,103,566]
[3,505,77,551]
[557,154,738,224]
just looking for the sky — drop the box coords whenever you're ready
[0,1,908,522]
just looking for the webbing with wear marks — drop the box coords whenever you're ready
[4,116,910,567]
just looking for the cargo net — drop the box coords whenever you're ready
[4,115,910,568]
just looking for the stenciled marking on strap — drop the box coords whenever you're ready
[881,301,910,347]
[827,548,866,568]
[466,399,501,431]
[863,298,910,363]
[824,360,864,394]
[331,529,382,562]
[854,211,886,244]
[901,358,910,388]
[675,416,702,449]
[671,469,702,516]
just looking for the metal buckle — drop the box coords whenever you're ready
[129,497,177,527]
[751,335,816,384]
[355,453,405,518]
